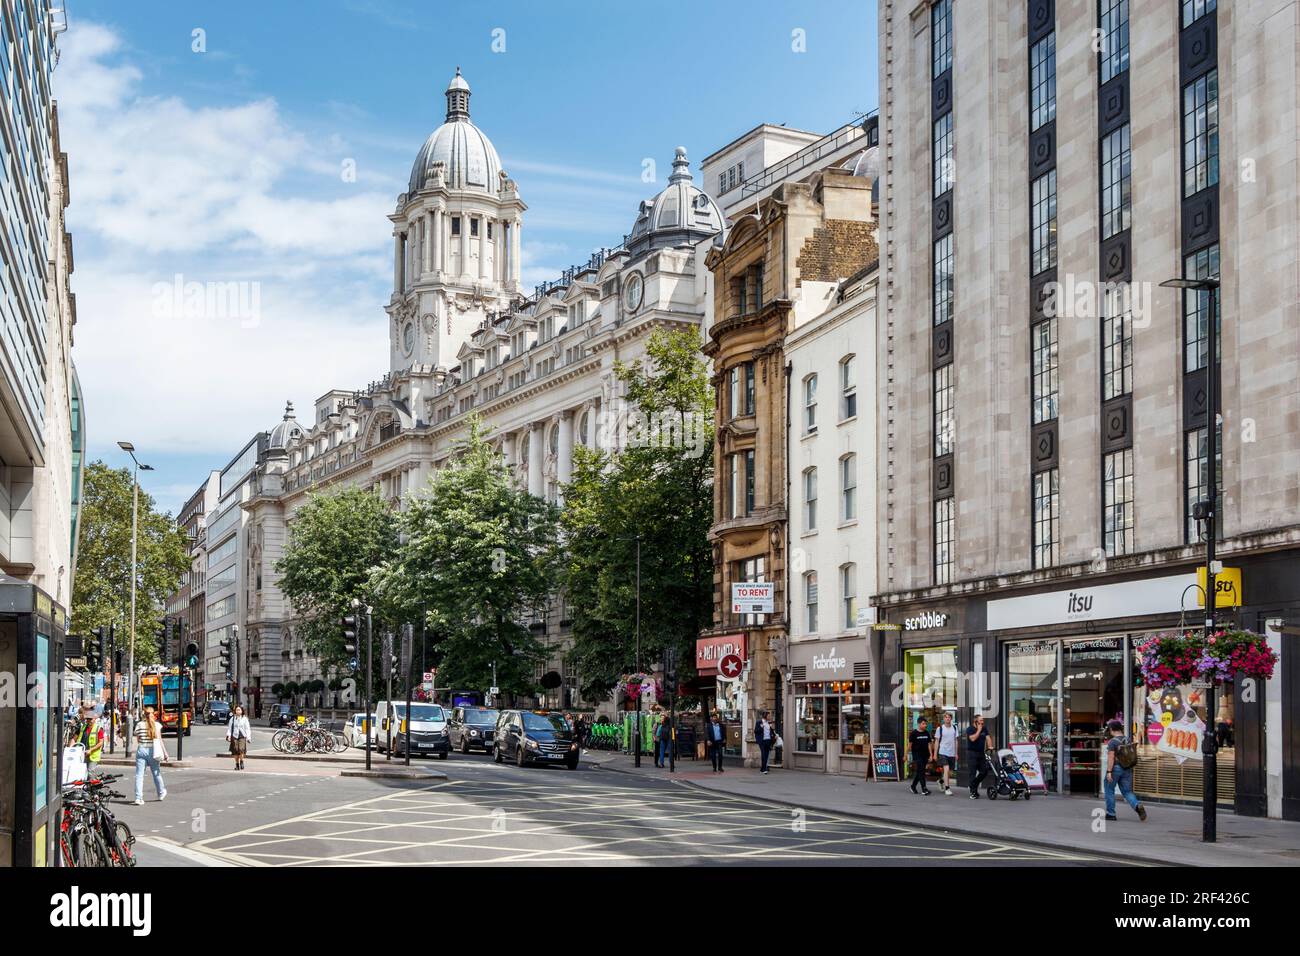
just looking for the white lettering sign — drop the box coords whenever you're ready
[903,612,949,631]
[810,646,848,672]
[987,574,1199,630]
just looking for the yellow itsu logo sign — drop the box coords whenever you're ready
[1196,567,1242,608]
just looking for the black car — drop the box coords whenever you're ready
[447,706,499,754]
[267,703,295,727]
[204,701,231,725]
[494,710,579,769]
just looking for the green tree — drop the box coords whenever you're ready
[562,328,714,701]
[276,485,400,673]
[70,461,190,665]
[378,419,560,698]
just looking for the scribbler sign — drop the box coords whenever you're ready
[732,582,774,614]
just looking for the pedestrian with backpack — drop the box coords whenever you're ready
[1104,719,1147,822]
[933,711,959,795]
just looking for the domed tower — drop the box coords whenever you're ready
[626,146,724,260]
[387,68,526,375]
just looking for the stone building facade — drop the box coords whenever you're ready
[873,0,1300,817]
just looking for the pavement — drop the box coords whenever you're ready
[584,750,1300,867]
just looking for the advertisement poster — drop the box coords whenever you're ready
[1008,742,1048,791]
[34,635,48,812]
[1144,685,1204,764]
[871,743,899,781]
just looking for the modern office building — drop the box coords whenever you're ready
[165,472,219,703]
[873,0,1300,818]
[0,1,81,603]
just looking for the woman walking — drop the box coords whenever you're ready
[132,705,168,805]
[227,704,252,769]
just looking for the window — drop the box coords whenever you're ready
[744,362,756,415]
[804,374,818,433]
[934,497,955,585]
[1103,448,1135,556]
[1032,469,1060,568]
[840,455,857,522]
[730,450,756,518]
[744,449,755,515]
[1101,291,1133,400]
[805,572,819,634]
[840,355,857,420]
[1029,33,1056,131]
[841,564,858,629]
[734,556,767,626]
[803,468,818,531]
[470,218,479,237]
[579,410,590,447]
[1183,244,1221,372]
[933,234,954,326]
[1185,424,1223,544]
[1031,317,1058,424]
[1100,124,1131,239]
[1182,70,1219,198]
[207,595,236,622]
[933,112,954,197]
[931,0,952,78]
[750,262,764,311]
[1181,0,1216,28]
[934,364,954,457]
[1099,0,1130,83]
[728,362,755,419]
[451,216,461,236]
[1030,169,1057,275]
[487,221,494,239]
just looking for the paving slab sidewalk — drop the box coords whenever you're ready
[586,751,1300,867]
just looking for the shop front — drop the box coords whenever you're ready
[877,559,1297,813]
[695,634,747,758]
[786,638,872,774]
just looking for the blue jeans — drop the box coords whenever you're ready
[657,738,672,766]
[1105,766,1139,816]
[135,746,164,801]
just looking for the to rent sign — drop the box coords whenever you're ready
[732,582,774,614]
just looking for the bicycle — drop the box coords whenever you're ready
[60,773,136,868]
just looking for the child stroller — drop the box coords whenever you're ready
[984,748,1031,800]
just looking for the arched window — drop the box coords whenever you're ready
[578,410,590,447]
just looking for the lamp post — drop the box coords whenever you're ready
[1160,275,1221,843]
[117,441,153,758]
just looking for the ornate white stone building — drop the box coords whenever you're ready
[231,70,724,712]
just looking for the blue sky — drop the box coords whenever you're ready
[57,0,877,515]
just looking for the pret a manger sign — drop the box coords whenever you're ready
[697,635,747,676]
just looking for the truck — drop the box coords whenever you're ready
[140,670,193,736]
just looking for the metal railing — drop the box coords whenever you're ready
[737,111,879,200]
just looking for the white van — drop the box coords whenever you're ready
[374,700,450,758]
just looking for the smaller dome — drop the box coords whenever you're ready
[627,147,724,257]
[847,145,880,181]
[269,401,303,449]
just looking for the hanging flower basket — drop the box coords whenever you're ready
[619,672,657,701]
[1137,628,1277,687]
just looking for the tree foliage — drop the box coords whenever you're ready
[70,461,190,664]
[562,328,714,701]
[275,485,400,672]
[375,419,561,698]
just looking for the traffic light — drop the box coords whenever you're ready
[164,617,175,649]
[341,612,359,655]
[185,641,200,669]
[96,626,107,672]
[218,638,231,673]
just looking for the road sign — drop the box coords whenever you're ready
[731,582,774,615]
[422,671,434,682]
[489,686,499,696]
[717,654,743,681]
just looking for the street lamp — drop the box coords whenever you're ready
[117,441,154,758]
[1160,275,1221,844]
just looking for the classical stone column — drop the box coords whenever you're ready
[423,211,433,274]
[501,431,517,476]
[494,218,504,284]
[393,231,403,290]
[527,421,544,497]
[511,218,522,286]
[557,410,574,485]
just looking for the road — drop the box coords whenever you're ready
[111,724,1130,867]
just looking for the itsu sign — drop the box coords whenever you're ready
[697,635,747,677]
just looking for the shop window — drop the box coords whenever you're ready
[1063,637,1126,796]
[903,646,959,776]
[1006,641,1060,792]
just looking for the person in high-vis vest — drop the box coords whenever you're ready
[80,701,105,768]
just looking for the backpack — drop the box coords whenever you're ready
[1114,736,1138,770]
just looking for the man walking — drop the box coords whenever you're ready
[707,712,726,773]
[1104,719,1148,822]
[934,711,959,795]
[755,710,777,774]
[908,717,933,795]
[966,714,992,799]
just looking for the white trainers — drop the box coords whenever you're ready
[133,798,144,806]
[158,790,167,802]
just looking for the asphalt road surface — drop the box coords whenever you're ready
[112,726,1132,866]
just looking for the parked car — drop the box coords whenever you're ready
[375,700,450,758]
[267,703,295,727]
[343,712,377,749]
[447,706,499,754]
[494,710,579,769]
[203,701,231,725]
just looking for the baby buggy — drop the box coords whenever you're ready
[984,748,1031,800]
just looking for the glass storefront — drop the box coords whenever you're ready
[1006,641,1060,792]
[1062,637,1126,796]
[793,680,870,756]
[903,646,959,775]
[1130,645,1236,805]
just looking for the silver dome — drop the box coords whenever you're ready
[408,69,503,194]
[627,147,723,257]
[269,401,303,450]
